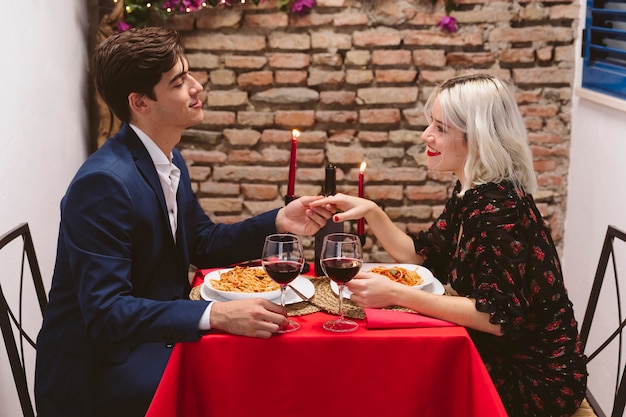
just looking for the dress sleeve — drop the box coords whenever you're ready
[458,206,529,339]
[411,185,463,283]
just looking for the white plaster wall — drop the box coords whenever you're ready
[0,1,88,415]
[562,2,626,414]
[0,1,620,415]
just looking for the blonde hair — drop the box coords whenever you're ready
[424,74,537,195]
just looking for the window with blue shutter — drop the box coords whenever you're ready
[582,0,626,100]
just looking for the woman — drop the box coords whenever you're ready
[311,74,587,417]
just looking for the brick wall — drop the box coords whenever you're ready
[166,0,579,262]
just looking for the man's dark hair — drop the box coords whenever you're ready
[92,26,185,123]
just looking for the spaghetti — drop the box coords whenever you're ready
[210,266,279,293]
[369,266,423,286]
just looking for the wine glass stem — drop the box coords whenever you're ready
[280,285,288,317]
[338,283,345,321]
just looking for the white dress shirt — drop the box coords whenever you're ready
[130,125,180,240]
[130,124,213,330]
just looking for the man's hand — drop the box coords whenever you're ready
[275,195,333,236]
[209,299,289,338]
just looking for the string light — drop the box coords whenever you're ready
[115,0,316,29]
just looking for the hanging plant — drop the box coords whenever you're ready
[116,0,316,31]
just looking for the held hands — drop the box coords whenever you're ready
[309,193,378,223]
[209,299,289,338]
[310,193,420,264]
[276,195,334,236]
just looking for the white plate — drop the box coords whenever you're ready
[201,274,315,305]
[330,263,444,298]
[422,276,445,295]
[204,268,281,300]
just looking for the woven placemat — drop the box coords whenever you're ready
[309,277,416,320]
[189,285,320,317]
[189,277,417,320]
[309,277,365,319]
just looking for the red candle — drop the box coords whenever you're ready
[287,129,299,198]
[358,162,366,235]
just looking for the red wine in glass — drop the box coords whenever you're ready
[264,261,301,284]
[262,234,304,333]
[320,233,363,333]
[321,258,361,283]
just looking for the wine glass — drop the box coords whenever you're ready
[262,234,305,333]
[320,233,363,332]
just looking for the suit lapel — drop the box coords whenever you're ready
[122,125,175,244]
[122,124,189,277]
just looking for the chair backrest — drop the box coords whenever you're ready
[0,223,48,417]
[579,225,626,417]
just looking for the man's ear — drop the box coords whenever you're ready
[128,92,150,115]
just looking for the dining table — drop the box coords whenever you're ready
[144,264,508,417]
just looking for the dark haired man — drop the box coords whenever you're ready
[35,26,330,417]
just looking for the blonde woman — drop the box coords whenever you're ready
[311,74,587,417]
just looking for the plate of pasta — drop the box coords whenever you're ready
[330,263,442,299]
[201,266,315,303]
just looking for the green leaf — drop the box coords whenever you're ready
[445,0,458,14]
[277,0,291,13]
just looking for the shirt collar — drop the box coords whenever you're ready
[129,123,174,167]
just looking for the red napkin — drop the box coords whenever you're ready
[364,308,456,329]
[192,270,207,288]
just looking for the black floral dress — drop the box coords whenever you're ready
[412,181,587,417]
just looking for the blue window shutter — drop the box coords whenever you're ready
[582,0,626,100]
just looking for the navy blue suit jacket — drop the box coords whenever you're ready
[35,124,278,417]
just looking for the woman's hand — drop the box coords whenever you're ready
[347,271,405,309]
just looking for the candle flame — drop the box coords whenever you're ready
[292,129,300,139]
[360,162,367,172]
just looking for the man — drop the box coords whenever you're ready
[35,26,330,417]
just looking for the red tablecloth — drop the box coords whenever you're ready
[145,266,507,417]
[146,316,506,417]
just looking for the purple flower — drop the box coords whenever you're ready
[436,15,458,33]
[182,0,196,9]
[291,0,316,14]
[116,20,133,32]
[162,0,179,9]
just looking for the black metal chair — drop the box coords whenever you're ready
[0,223,48,417]
[578,225,626,417]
